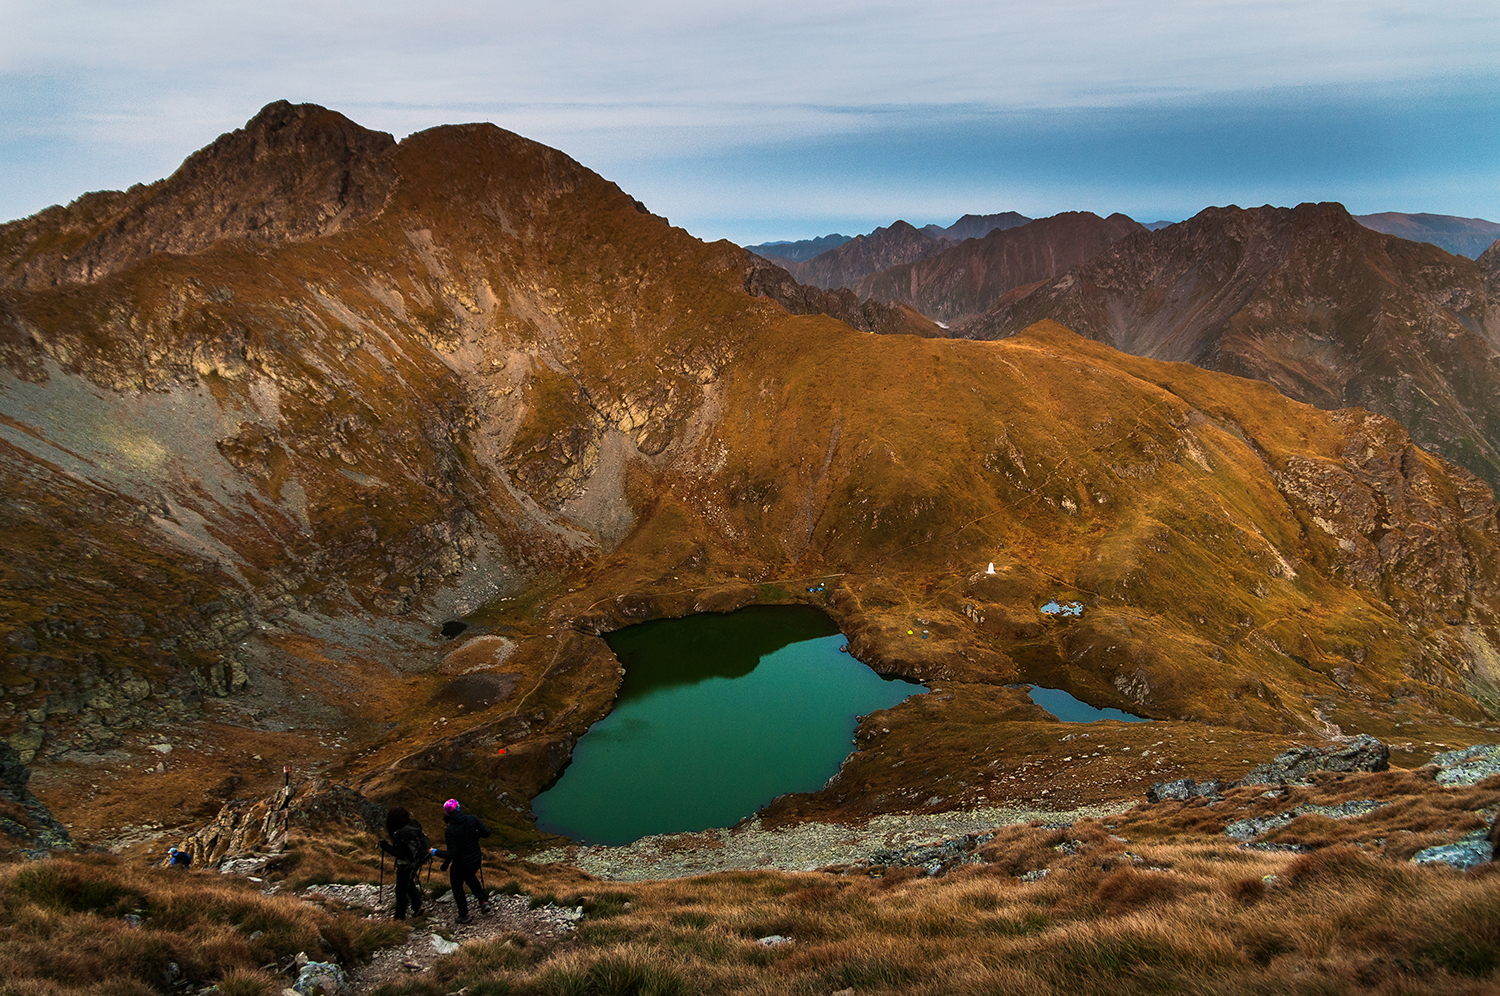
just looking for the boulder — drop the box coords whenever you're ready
[1146,778,1225,802]
[1224,813,1298,840]
[1239,735,1388,786]
[1428,744,1500,786]
[1410,831,1492,871]
[292,960,347,996]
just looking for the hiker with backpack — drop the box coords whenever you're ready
[430,798,491,924]
[378,805,429,920]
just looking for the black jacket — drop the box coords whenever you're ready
[434,811,490,870]
[379,820,429,868]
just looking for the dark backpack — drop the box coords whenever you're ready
[397,820,432,866]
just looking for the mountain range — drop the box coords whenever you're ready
[746,211,1499,298]
[747,212,1031,269]
[741,232,852,263]
[955,203,1500,494]
[3,102,1500,848]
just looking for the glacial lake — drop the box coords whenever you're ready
[1025,685,1151,723]
[532,604,926,845]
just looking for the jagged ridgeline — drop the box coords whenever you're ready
[2,102,1499,833]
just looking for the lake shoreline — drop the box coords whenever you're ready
[517,801,1123,881]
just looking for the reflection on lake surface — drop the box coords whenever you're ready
[532,605,926,845]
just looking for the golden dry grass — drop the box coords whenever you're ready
[368,796,1500,996]
[427,766,1500,992]
[0,853,400,996]
[12,766,1500,996]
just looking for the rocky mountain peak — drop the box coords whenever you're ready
[0,100,398,289]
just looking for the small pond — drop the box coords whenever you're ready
[532,604,926,845]
[1025,685,1151,723]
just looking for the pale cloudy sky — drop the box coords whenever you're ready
[2,0,1497,244]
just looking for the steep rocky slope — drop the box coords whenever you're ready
[741,255,944,337]
[962,203,1500,491]
[3,107,1500,847]
[857,212,1144,326]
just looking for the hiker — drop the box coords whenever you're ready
[166,846,192,869]
[378,805,428,920]
[430,798,491,924]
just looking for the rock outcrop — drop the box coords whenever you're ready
[1239,734,1390,785]
[1146,778,1225,803]
[0,101,398,290]
[183,775,384,868]
[0,740,71,853]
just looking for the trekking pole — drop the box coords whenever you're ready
[379,851,385,908]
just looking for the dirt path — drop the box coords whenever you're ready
[295,884,580,995]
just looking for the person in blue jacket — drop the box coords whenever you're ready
[430,798,491,923]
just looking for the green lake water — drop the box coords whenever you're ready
[532,605,926,845]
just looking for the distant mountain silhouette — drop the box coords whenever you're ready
[772,220,949,290]
[743,233,851,263]
[742,255,945,337]
[1355,212,1500,259]
[919,212,1032,241]
[857,212,1144,327]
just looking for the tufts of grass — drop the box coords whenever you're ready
[262,833,385,888]
[0,855,386,996]
[22,768,1500,996]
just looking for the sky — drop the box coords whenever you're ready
[2,1,1497,246]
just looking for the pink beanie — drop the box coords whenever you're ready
[443,799,461,815]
